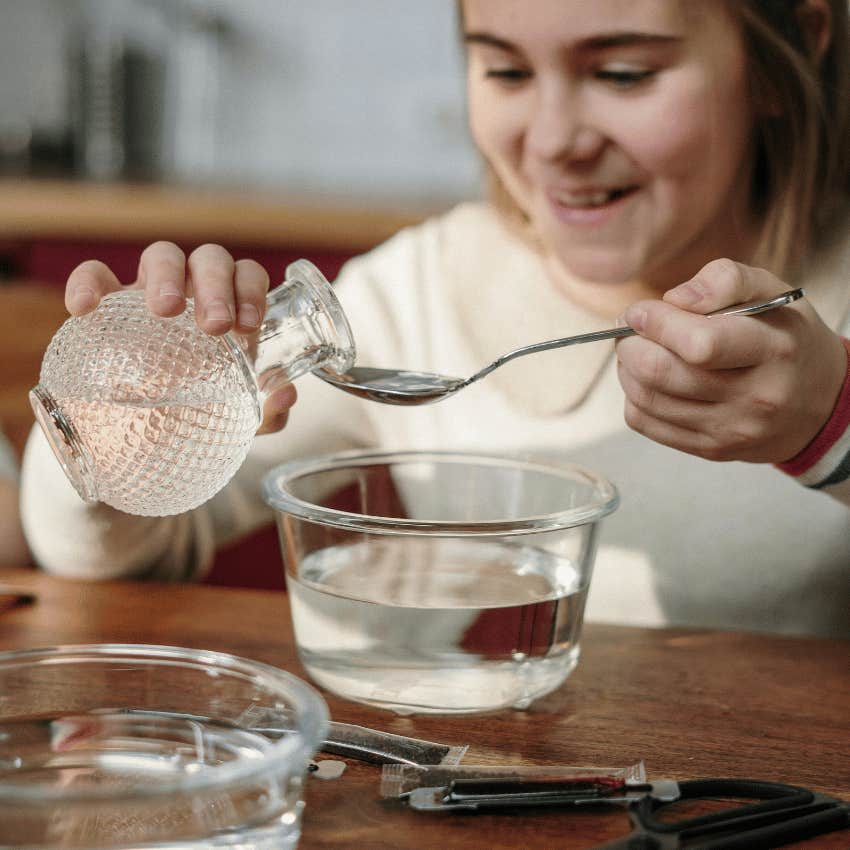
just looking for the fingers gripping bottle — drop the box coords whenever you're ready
[30,260,355,516]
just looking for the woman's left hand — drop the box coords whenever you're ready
[616,259,847,464]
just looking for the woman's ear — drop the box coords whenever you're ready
[796,0,832,65]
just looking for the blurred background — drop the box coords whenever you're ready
[0,0,482,458]
[0,0,480,198]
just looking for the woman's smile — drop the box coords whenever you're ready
[544,183,641,226]
[464,0,758,293]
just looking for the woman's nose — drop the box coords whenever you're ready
[525,86,604,164]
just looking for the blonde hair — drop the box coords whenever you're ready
[467,0,850,279]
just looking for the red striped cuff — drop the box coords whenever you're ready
[777,337,850,486]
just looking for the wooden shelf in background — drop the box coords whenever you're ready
[0,179,435,249]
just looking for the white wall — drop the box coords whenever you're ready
[0,1,73,139]
[0,0,482,203]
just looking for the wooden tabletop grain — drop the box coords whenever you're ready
[0,566,847,849]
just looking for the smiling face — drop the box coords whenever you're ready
[463,0,759,302]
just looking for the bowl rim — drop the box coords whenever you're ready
[0,643,328,804]
[262,449,619,535]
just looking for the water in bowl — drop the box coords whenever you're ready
[288,537,588,714]
[0,710,304,849]
[57,393,258,516]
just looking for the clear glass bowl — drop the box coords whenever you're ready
[263,450,618,715]
[0,644,328,849]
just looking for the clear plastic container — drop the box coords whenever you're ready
[263,449,619,715]
[30,260,354,516]
[0,644,328,849]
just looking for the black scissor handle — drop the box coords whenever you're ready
[629,778,850,850]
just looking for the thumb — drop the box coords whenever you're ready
[257,381,298,436]
[663,259,787,315]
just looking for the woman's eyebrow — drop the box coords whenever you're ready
[464,30,681,52]
[581,32,682,50]
[464,32,518,51]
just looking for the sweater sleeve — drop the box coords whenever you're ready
[776,337,850,506]
[19,375,379,582]
[20,426,217,581]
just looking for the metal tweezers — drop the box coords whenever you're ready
[407,775,850,850]
[407,776,679,811]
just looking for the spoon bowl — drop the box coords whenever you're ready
[315,366,464,405]
[315,289,803,406]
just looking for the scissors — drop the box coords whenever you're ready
[408,776,850,849]
[595,777,850,850]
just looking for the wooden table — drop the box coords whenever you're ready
[0,566,847,849]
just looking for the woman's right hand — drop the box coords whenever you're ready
[65,241,297,435]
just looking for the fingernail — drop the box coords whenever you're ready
[239,303,260,328]
[262,372,295,395]
[158,283,183,301]
[667,282,702,306]
[69,288,96,313]
[626,306,647,331]
[205,300,233,323]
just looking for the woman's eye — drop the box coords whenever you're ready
[595,68,655,88]
[484,67,532,84]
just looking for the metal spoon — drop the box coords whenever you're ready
[315,288,804,406]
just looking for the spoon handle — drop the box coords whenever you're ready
[467,288,804,384]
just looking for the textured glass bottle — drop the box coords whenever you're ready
[30,260,355,516]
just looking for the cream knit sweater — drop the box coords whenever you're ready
[20,203,850,636]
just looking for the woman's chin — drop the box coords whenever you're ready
[547,249,646,289]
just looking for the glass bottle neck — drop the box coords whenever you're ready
[245,259,356,394]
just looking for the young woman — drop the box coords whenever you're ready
[21,0,850,635]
